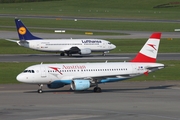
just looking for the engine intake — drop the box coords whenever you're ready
[80,48,91,55]
[71,80,90,90]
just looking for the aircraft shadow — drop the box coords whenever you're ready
[102,85,175,93]
[23,85,175,94]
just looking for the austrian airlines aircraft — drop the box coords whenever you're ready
[16,33,164,93]
[6,18,116,56]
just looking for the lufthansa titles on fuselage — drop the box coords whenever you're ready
[82,40,102,45]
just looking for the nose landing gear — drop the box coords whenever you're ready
[102,51,109,56]
[37,84,43,93]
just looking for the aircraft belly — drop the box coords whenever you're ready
[100,77,129,83]
[50,80,72,85]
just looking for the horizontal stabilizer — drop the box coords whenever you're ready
[5,39,18,43]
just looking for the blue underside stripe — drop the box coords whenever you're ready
[52,78,129,85]
[100,78,129,83]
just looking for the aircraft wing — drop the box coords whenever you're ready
[72,73,132,83]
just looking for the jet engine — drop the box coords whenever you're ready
[47,83,64,89]
[70,80,90,90]
[79,48,91,55]
[68,47,80,54]
[67,47,91,55]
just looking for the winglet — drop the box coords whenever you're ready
[130,32,161,63]
[15,18,42,40]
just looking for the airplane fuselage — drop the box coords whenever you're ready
[17,62,164,85]
[17,39,116,52]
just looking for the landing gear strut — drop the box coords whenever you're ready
[102,51,109,56]
[93,80,101,93]
[102,52,106,56]
[37,84,43,93]
[60,52,65,56]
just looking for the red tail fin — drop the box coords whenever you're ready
[131,32,161,63]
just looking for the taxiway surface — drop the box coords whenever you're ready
[0,81,180,120]
[0,53,180,62]
[1,30,180,39]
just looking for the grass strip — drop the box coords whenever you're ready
[1,17,180,32]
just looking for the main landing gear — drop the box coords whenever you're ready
[60,52,65,56]
[60,52,72,57]
[93,87,101,92]
[93,80,101,93]
[37,84,43,93]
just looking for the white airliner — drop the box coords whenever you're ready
[16,33,164,93]
[6,18,116,56]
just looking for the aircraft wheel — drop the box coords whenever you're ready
[93,87,101,93]
[69,87,73,91]
[38,89,43,93]
[60,52,65,56]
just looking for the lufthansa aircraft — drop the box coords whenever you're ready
[16,33,164,93]
[6,18,116,56]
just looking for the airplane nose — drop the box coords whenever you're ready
[16,74,26,83]
[16,74,23,82]
[113,44,116,49]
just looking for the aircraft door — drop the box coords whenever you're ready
[36,44,40,50]
[40,65,47,78]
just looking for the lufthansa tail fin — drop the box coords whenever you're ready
[130,32,161,63]
[15,18,42,40]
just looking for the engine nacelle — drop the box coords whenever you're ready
[80,48,91,55]
[70,80,90,91]
[47,83,64,89]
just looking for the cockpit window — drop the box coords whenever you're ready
[108,42,112,44]
[23,70,35,73]
[23,70,28,73]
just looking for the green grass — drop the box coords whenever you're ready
[0,25,127,35]
[0,62,33,84]
[0,60,179,84]
[0,0,180,20]
[0,38,179,54]
[0,0,180,33]
[1,17,180,32]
